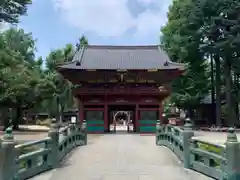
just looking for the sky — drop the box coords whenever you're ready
[18,0,173,58]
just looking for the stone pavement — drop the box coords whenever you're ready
[30,134,213,180]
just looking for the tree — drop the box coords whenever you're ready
[44,35,89,123]
[76,35,88,50]
[190,0,240,126]
[45,44,75,123]
[0,28,55,129]
[190,0,227,126]
[161,0,210,117]
[0,0,32,24]
[162,0,240,126]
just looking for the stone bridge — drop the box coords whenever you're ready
[31,134,212,180]
[0,121,239,180]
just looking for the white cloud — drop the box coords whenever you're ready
[134,0,171,37]
[136,0,155,6]
[52,0,172,38]
[0,22,10,32]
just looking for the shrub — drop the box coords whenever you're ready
[36,118,52,127]
[197,142,223,155]
[18,145,41,169]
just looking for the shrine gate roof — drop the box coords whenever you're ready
[58,45,185,70]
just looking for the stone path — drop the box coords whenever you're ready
[31,134,213,180]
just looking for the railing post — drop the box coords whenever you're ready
[182,118,194,169]
[70,123,76,133]
[224,128,240,180]
[0,127,17,180]
[48,123,60,168]
[156,119,161,145]
[81,121,87,145]
[62,127,68,136]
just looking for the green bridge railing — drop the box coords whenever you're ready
[0,122,87,180]
[156,119,240,180]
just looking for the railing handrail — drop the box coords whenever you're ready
[191,138,226,148]
[156,121,240,180]
[15,137,51,149]
[0,122,87,180]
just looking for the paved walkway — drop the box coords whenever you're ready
[31,134,212,180]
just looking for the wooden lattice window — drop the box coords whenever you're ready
[85,111,104,120]
[140,111,158,120]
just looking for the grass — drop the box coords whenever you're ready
[196,141,224,167]
[36,119,52,127]
[197,142,223,155]
[17,144,42,170]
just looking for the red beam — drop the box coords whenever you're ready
[73,86,169,96]
[83,102,105,105]
[159,101,163,121]
[135,104,139,131]
[84,108,104,111]
[138,108,159,111]
[104,97,108,131]
[79,98,84,123]
[107,102,136,105]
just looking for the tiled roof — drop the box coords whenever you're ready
[58,45,185,70]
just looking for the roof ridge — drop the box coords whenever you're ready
[157,46,187,69]
[76,45,85,66]
[85,45,159,49]
[156,46,171,66]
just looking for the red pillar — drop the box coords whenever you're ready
[78,98,84,123]
[159,101,163,123]
[104,98,108,132]
[135,103,139,132]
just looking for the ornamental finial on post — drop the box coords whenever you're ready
[184,117,193,131]
[3,126,14,141]
[226,127,238,143]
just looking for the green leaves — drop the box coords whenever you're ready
[76,35,88,50]
[0,28,55,109]
[0,0,32,24]
[161,0,210,108]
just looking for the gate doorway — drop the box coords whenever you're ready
[108,105,136,133]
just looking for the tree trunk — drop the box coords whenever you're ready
[60,103,64,124]
[187,107,194,119]
[215,55,221,126]
[1,107,10,130]
[12,106,22,130]
[236,74,240,122]
[224,59,234,126]
[234,73,239,125]
[56,96,61,124]
[210,54,215,104]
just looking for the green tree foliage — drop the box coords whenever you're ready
[0,28,55,129]
[44,45,75,120]
[0,27,89,128]
[43,36,88,122]
[162,0,240,126]
[76,35,88,50]
[161,0,210,110]
[0,0,32,23]
[0,2,89,129]
[191,0,240,125]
